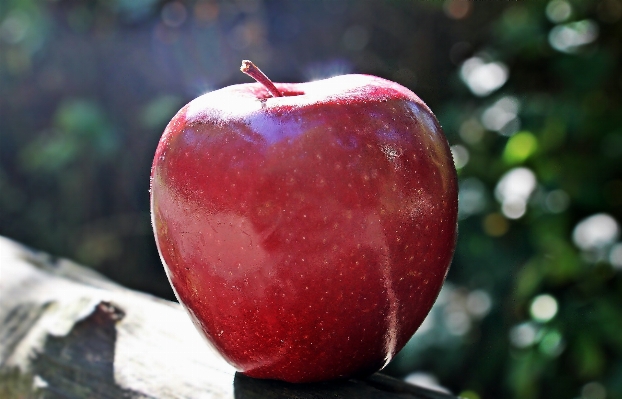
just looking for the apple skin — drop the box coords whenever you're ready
[150,74,458,383]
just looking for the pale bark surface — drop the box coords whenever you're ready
[0,236,457,399]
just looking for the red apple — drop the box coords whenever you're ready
[150,61,458,383]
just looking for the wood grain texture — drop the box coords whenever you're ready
[0,236,458,399]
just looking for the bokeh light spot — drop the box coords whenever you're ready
[161,2,187,27]
[483,213,509,237]
[539,329,564,356]
[466,290,492,318]
[544,189,570,213]
[459,118,485,144]
[549,19,599,53]
[481,96,520,135]
[510,322,538,348]
[503,131,538,164]
[582,382,607,399]
[609,243,622,269]
[546,0,572,23]
[460,57,508,97]
[459,390,481,399]
[572,213,619,251]
[194,1,219,22]
[530,294,558,322]
[451,144,469,169]
[502,200,526,219]
[495,167,537,219]
[417,312,435,334]
[445,309,471,336]
[444,0,472,20]
[458,178,487,219]
[0,10,30,44]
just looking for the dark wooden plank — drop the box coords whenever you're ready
[0,236,458,399]
[233,373,456,399]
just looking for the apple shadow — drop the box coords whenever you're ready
[233,371,457,399]
[30,301,142,398]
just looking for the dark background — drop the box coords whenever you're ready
[1,1,622,398]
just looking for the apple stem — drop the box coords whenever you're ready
[240,60,283,98]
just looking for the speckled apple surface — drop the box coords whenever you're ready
[150,74,458,383]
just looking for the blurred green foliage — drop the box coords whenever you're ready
[1,0,621,398]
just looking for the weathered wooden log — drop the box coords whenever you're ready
[0,236,457,399]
